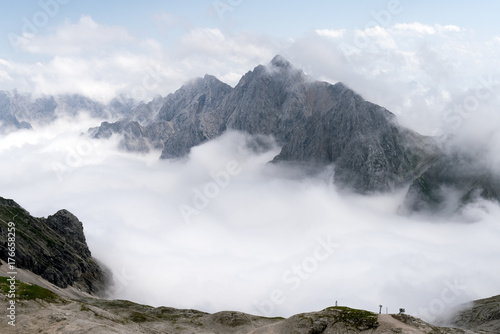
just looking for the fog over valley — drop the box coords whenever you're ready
[1,114,500,321]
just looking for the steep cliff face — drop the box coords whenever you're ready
[403,147,500,213]
[223,55,311,143]
[0,197,109,295]
[157,74,233,158]
[269,82,434,192]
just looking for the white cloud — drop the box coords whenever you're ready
[438,24,462,33]
[391,23,461,36]
[14,15,135,56]
[315,29,346,39]
[392,22,437,35]
[0,17,282,101]
[284,23,500,142]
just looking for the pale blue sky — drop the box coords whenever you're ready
[1,0,499,60]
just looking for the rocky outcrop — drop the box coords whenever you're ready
[402,148,500,213]
[0,197,110,295]
[451,294,500,333]
[91,119,174,152]
[157,74,233,158]
[0,90,151,133]
[0,91,32,133]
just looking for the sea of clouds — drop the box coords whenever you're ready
[1,113,499,323]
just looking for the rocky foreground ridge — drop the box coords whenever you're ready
[0,273,493,334]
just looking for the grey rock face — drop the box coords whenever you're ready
[89,74,231,156]
[269,81,435,192]
[158,74,233,158]
[91,119,174,153]
[0,91,32,133]
[403,148,500,213]
[214,56,434,192]
[0,196,110,295]
[0,90,150,132]
[451,295,500,333]
[223,56,311,142]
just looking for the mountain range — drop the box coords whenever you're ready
[0,89,162,133]
[89,55,499,211]
[3,56,498,212]
[93,55,435,192]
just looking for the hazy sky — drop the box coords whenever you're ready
[1,0,500,324]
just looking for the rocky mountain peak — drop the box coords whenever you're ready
[45,209,88,251]
[240,55,305,85]
[269,54,292,69]
[265,55,306,81]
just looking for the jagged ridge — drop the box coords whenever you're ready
[91,55,437,193]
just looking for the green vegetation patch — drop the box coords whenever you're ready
[0,276,61,303]
[129,311,149,323]
[327,306,379,330]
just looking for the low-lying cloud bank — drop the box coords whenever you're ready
[1,115,500,323]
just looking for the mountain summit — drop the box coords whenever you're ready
[270,54,293,68]
[89,56,499,208]
[92,56,434,192]
[91,57,432,190]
